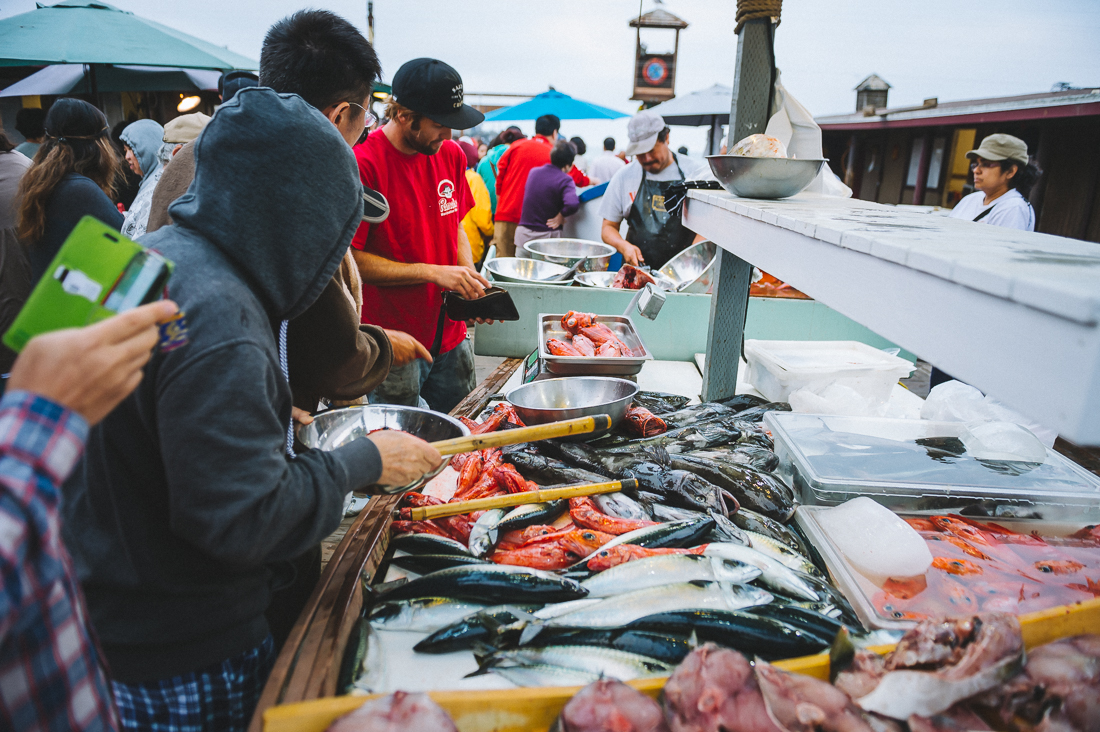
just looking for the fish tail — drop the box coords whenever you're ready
[518,620,546,645]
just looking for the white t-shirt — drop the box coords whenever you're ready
[948,189,1035,232]
[598,153,712,223]
[587,150,626,185]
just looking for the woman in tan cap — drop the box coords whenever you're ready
[948,133,1040,231]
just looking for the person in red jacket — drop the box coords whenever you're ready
[493,113,559,257]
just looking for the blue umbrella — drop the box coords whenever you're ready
[483,89,628,121]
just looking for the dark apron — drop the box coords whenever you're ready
[624,155,696,269]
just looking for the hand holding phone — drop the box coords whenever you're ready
[9,300,179,425]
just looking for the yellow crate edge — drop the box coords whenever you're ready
[265,596,1100,732]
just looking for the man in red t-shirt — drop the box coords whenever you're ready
[493,113,560,257]
[351,58,491,412]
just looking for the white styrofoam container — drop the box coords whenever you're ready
[744,339,914,407]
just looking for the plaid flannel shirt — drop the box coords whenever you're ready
[0,390,118,731]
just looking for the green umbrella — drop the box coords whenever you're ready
[0,1,256,70]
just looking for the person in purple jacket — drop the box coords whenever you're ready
[514,140,580,256]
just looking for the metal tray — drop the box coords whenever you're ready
[795,505,1099,632]
[537,313,653,376]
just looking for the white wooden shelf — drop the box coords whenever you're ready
[684,190,1100,445]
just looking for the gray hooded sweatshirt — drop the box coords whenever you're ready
[62,88,380,683]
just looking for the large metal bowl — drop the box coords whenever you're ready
[523,238,616,272]
[506,377,639,440]
[659,240,717,293]
[298,405,469,494]
[484,258,574,286]
[574,270,676,290]
[574,271,617,288]
[706,156,826,199]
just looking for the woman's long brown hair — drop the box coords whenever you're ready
[16,135,123,243]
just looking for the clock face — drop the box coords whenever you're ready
[643,57,669,85]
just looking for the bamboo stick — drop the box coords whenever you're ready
[405,479,636,520]
[430,415,611,456]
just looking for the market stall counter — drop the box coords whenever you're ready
[252,264,1100,731]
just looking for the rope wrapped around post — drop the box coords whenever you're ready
[735,0,782,34]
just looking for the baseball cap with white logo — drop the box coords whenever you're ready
[624,110,667,156]
[390,58,485,130]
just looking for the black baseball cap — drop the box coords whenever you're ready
[391,58,485,130]
[220,70,258,102]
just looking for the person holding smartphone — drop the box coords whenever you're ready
[0,300,177,732]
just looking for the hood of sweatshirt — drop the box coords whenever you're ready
[166,87,363,320]
[120,118,164,182]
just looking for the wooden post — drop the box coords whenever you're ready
[700,17,775,402]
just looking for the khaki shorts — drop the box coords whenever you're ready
[492,221,518,258]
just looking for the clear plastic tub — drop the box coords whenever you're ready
[743,340,914,407]
[766,412,1100,520]
[795,506,1100,630]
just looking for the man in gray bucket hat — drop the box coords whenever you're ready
[948,133,1039,231]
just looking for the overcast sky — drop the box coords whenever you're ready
[2,0,1098,151]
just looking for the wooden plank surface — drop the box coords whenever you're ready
[249,358,524,731]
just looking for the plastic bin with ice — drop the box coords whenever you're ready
[744,340,914,407]
[766,412,1100,520]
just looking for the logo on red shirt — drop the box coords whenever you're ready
[438,178,458,216]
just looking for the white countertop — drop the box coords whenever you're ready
[684,190,1100,445]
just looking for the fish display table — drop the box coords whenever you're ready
[249,359,524,732]
[683,190,1100,445]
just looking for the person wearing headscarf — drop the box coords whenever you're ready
[119,118,165,239]
[16,98,124,283]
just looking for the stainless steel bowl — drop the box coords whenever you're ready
[523,238,616,272]
[706,156,826,199]
[506,377,639,440]
[659,240,717,293]
[484,257,574,286]
[298,405,469,494]
[575,270,677,290]
[574,271,617,288]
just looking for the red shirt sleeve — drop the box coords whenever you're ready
[569,165,590,187]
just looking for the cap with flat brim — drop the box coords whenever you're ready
[391,57,485,131]
[966,133,1029,165]
[421,104,485,130]
[624,132,659,157]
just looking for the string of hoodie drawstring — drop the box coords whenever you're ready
[278,319,296,459]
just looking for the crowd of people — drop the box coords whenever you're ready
[0,5,1050,732]
[0,9,479,732]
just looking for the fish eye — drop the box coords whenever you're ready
[582,532,596,540]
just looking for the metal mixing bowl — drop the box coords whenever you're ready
[574,270,676,290]
[574,271,617,288]
[484,257,574,286]
[659,240,717,293]
[706,156,826,199]
[523,238,616,272]
[506,377,639,440]
[298,405,469,494]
